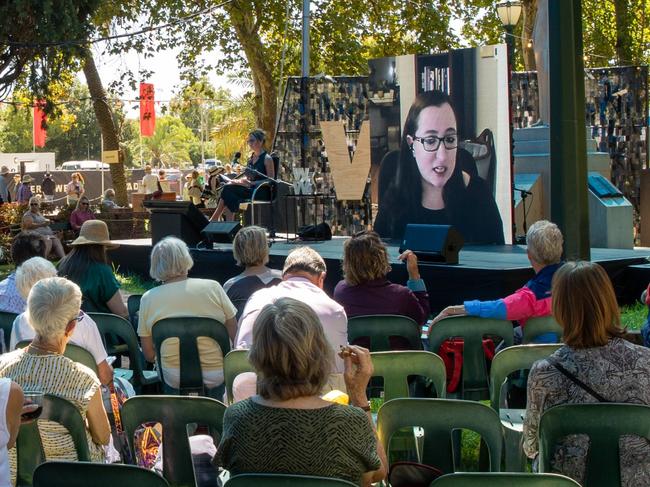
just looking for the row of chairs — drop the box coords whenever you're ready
[17,393,649,486]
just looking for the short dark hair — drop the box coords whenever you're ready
[343,231,391,285]
[11,231,47,266]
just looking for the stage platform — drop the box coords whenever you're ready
[108,237,650,312]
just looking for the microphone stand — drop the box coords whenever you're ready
[514,187,532,244]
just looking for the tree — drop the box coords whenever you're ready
[128,116,198,168]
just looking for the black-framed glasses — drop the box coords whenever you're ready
[30,203,39,206]
[80,202,89,206]
[412,134,458,152]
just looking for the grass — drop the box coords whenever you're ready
[620,302,647,330]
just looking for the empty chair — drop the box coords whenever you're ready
[88,312,159,393]
[539,404,650,487]
[370,351,446,401]
[348,315,422,352]
[121,395,226,487]
[428,316,513,400]
[33,461,170,487]
[223,349,254,404]
[16,395,91,487]
[489,344,561,471]
[522,316,563,344]
[377,398,502,473]
[432,472,580,486]
[226,473,356,486]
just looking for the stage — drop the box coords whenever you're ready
[108,237,650,312]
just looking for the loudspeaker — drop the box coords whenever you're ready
[298,222,332,241]
[399,224,464,264]
[201,221,242,244]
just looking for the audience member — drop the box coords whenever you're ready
[237,246,348,390]
[9,257,113,385]
[0,378,24,487]
[20,197,65,260]
[223,226,282,320]
[65,172,85,207]
[0,277,110,467]
[334,230,428,348]
[187,170,203,206]
[430,220,563,342]
[101,189,120,211]
[523,261,650,486]
[0,166,11,204]
[69,196,95,232]
[0,232,47,314]
[15,175,33,204]
[58,220,128,318]
[137,236,237,393]
[216,298,387,486]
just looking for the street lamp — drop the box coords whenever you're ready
[496,1,522,65]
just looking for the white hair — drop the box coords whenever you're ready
[26,277,81,340]
[15,257,57,299]
[149,236,194,282]
[526,220,564,266]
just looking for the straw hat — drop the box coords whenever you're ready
[21,175,33,183]
[70,220,119,249]
[207,165,224,176]
[0,166,9,175]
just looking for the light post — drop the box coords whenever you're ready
[496,1,522,67]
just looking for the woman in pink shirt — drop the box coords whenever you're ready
[69,196,95,232]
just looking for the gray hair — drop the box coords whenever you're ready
[249,129,266,142]
[149,236,194,282]
[526,220,563,266]
[104,188,115,199]
[16,257,57,299]
[232,226,269,267]
[26,277,81,340]
[282,246,326,277]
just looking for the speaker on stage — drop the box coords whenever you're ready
[399,224,464,264]
[201,221,242,244]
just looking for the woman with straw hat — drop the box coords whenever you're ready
[58,220,128,318]
[21,196,65,259]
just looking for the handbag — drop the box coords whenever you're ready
[388,461,443,487]
[438,338,496,393]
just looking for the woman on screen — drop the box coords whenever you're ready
[373,90,504,244]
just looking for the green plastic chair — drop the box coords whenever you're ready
[122,395,227,487]
[377,398,502,473]
[370,351,447,401]
[88,312,160,393]
[224,349,254,404]
[0,311,17,351]
[539,403,650,487]
[33,461,170,487]
[16,395,91,487]
[522,317,563,344]
[226,474,357,486]
[152,317,231,396]
[347,315,422,352]
[127,293,143,330]
[489,344,562,471]
[428,316,514,400]
[432,472,580,486]
[16,340,98,376]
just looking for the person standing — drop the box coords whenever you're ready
[15,175,33,204]
[41,172,55,202]
[0,167,11,204]
[141,165,159,198]
[65,172,85,207]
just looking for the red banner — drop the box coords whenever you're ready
[33,101,47,148]
[140,83,155,137]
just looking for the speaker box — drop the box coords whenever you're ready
[201,221,242,244]
[398,224,464,264]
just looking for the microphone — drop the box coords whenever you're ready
[514,187,533,196]
[231,152,241,165]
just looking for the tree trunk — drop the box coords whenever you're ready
[82,50,129,206]
[521,0,537,71]
[226,4,277,143]
[613,0,633,64]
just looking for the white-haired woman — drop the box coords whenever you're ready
[137,236,237,393]
[223,226,282,320]
[430,220,564,343]
[0,277,111,469]
[9,257,113,386]
[21,196,65,260]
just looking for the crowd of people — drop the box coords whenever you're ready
[0,213,648,486]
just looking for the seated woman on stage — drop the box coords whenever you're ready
[334,230,428,349]
[223,226,282,320]
[429,220,563,343]
[209,129,275,222]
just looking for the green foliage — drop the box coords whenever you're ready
[128,116,198,168]
[621,302,647,330]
